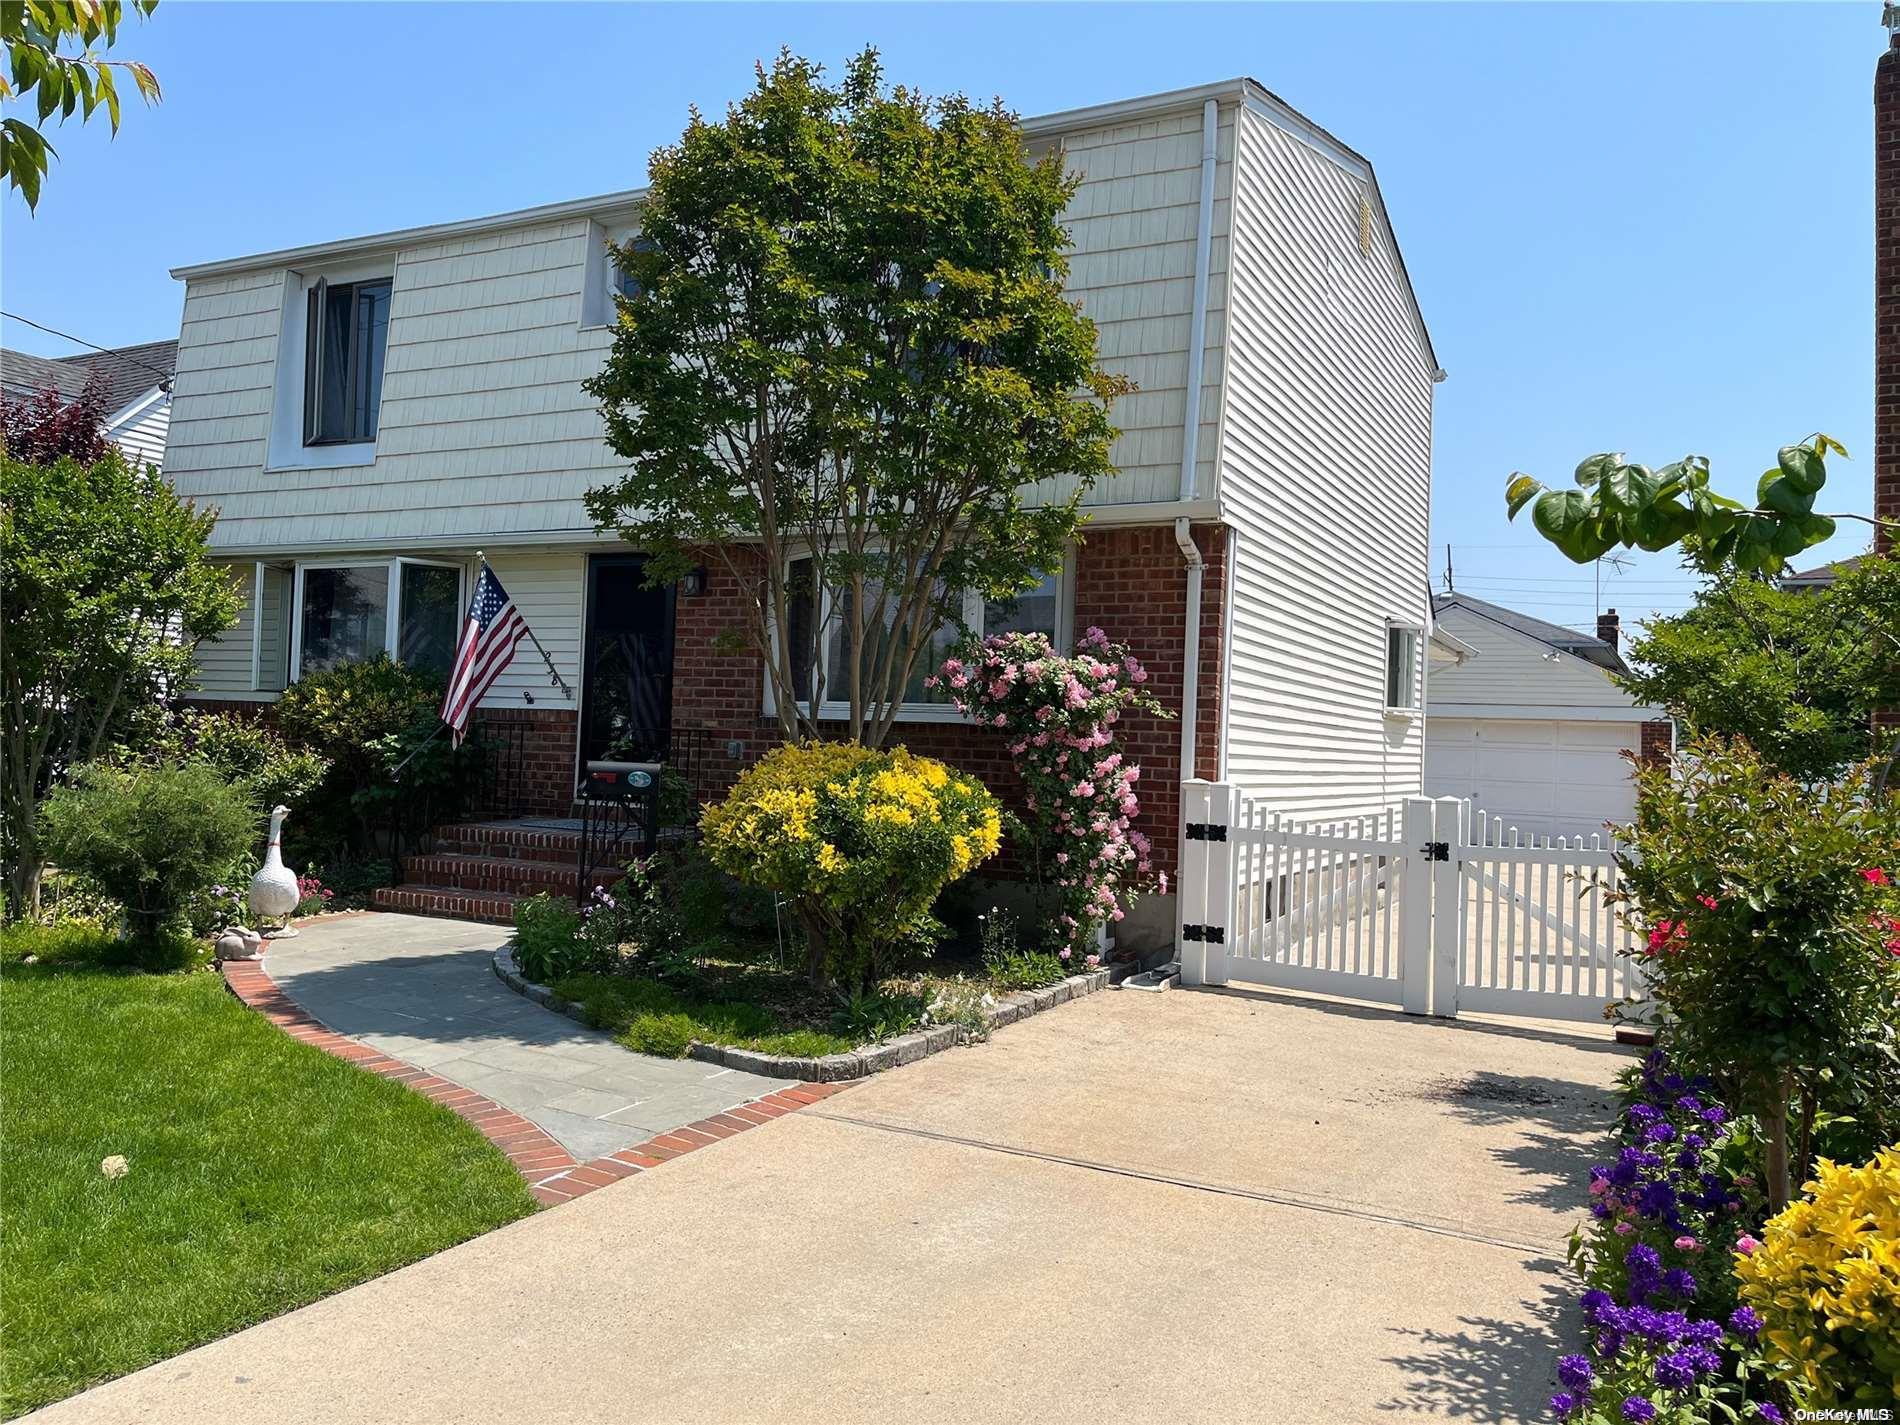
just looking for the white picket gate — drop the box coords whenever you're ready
[1177,782,1647,1022]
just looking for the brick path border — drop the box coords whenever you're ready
[219,959,852,1209]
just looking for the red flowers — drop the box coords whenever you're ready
[1861,867,1891,886]
[1696,894,1719,910]
[1646,919,1691,955]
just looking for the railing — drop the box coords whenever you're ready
[469,719,531,822]
[574,728,713,901]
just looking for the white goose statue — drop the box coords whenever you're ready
[249,805,302,939]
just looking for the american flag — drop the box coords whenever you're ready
[441,563,528,747]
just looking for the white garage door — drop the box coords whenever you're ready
[1424,718,1639,841]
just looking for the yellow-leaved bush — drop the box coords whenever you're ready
[1735,1145,1900,1408]
[700,742,1002,989]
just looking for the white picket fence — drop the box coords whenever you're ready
[1177,782,1647,1022]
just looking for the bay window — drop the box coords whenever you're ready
[292,558,463,681]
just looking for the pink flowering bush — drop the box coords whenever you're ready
[932,626,1169,956]
[1616,732,1900,1210]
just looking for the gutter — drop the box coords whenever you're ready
[1173,98,1220,787]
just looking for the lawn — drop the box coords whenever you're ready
[0,924,538,1419]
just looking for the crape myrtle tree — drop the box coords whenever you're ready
[1,412,238,917]
[583,49,1132,747]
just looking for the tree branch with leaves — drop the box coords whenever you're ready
[1,0,162,210]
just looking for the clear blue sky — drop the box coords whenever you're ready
[3,2,1888,635]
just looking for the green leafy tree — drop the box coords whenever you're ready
[1618,554,1900,783]
[1506,435,1895,576]
[584,49,1132,747]
[2,0,161,210]
[1,450,239,918]
[1615,733,1900,1210]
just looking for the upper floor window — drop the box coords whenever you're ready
[610,236,655,302]
[303,277,391,445]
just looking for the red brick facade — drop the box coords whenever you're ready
[468,705,578,817]
[668,523,1228,880]
[1639,718,1674,767]
[1877,30,1897,558]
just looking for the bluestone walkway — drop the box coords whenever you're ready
[262,912,797,1161]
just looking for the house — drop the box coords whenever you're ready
[163,76,1441,948]
[0,339,178,470]
[1424,593,1672,840]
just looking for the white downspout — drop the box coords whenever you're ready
[1175,98,1219,784]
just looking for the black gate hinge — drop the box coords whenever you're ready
[1419,841,1450,862]
[1181,924,1226,944]
[1185,822,1228,842]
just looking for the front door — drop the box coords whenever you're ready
[578,554,677,774]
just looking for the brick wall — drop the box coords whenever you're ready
[670,524,1229,879]
[1878,31,1897,558]
[1639,719,1674,767]
[1876,32,1898,736]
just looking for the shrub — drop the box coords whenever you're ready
[510,894,587,983]
[39,763,255,967]
[1735,1147,1900,1409]
[547,972,851,1058]
[700,741,1002,990]
[832,987,926,1044]
[1616,733,1900,1208]
[139,709,329,832]
[274,655,482,857]
[935,626,1168,954]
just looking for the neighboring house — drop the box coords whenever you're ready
[1778,554,1869,590]
[0,339,178,470]
[1425,594,1672,840]
[165,76,1441,944]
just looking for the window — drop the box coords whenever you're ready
[1385,623,1421,711]
[303,277,392,445]
[292,559,462,681]
[610,236,655,302]
[778,562,1069,721]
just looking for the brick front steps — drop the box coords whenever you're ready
[220,956,852,1209]
[371,818,616,925]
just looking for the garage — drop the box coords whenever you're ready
[1425,715,1640,840]
[1424,593,1672,842]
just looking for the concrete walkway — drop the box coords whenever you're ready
[263,913,796,1160]
[36,976,1627,1424]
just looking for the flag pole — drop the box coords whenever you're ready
[475,549,575,700]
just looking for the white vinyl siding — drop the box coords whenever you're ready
[1217,103,1435,819]
[106,390,170,471]
[1428,605,1651,715]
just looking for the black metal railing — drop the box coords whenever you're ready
[574,728,712,900]
[468,719,532,822]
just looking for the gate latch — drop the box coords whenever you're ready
[1185,822,1228,842]
[1419,841,1450,862]
[1181,924,1226,944]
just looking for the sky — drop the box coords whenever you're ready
[1,1,1888,637]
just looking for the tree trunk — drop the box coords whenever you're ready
[1761,1087,1793,1213]
[5,853,42,923]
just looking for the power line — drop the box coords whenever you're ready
[0,310,174,390]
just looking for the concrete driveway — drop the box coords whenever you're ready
[33,983,1627,1424]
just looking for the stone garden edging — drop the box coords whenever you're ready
[491,944,1109,1082]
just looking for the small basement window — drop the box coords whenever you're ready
[303,277,392,445]
[1385,623,1421,711]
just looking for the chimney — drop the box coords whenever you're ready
[1597,608,1620,651]
[1879,12,1899,554]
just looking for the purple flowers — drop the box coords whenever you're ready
[1620,1400,1657,1422]
[1548,1392,1582,1419]
[1556,1355,1592,1390]
[1727,1306,1761,1340]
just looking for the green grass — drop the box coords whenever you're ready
[548,971,855,1058]
[0,924,538,1419]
